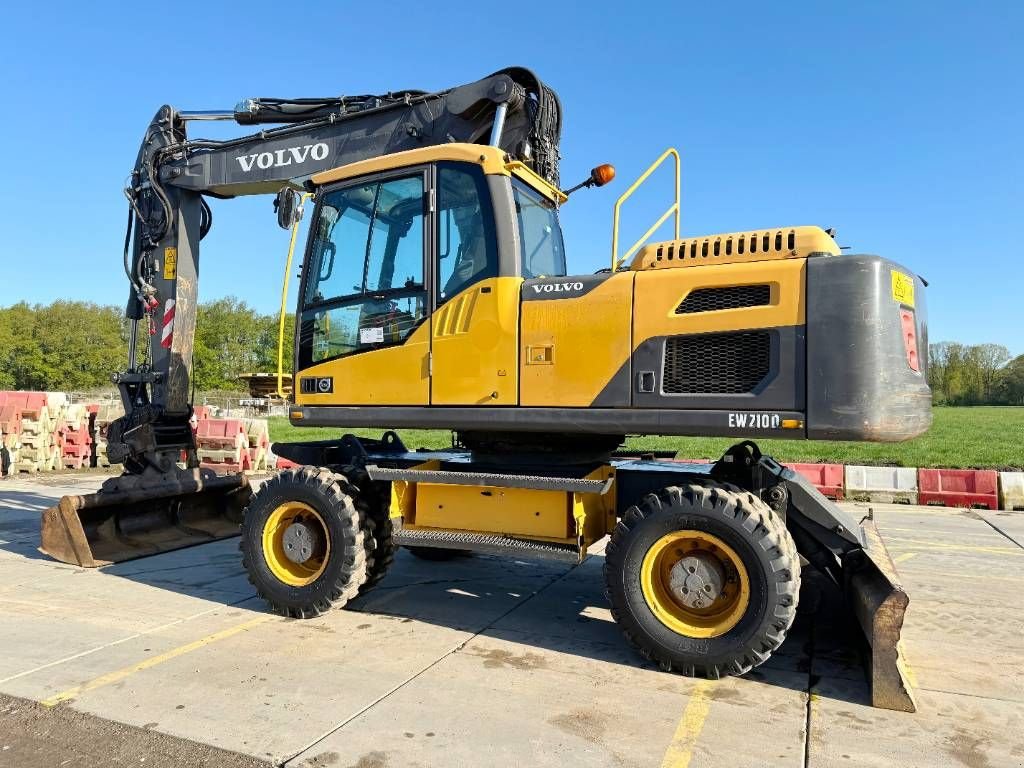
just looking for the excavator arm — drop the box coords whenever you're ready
[112,67,561,472]
[41,67,561,565]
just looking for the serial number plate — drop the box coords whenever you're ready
[891,271,915,307]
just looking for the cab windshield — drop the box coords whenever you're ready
[512,179,566,278]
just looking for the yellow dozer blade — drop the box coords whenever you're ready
[40,469,252,567]
[848,519,917,712]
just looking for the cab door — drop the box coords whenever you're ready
[295,167,431,406]
[430,163,520,405]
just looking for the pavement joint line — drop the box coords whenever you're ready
[0,594,260,687]
[800,609,818,768]
[40,613,276,707]
[659,679,713,768]
[977,517,1024,550]
[278,562,582,767]
[913,685,1024,705]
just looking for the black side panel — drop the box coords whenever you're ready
[631,325,805,411]
[806,255,931,441]
[295,405,806,438]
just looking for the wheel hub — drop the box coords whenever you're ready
[639,530,751,639]
[669,552,726,610]
[282,521,318,564]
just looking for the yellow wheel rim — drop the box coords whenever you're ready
[640,530,750,639]
[261,502,330,587]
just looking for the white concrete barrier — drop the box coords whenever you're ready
[999,472,1024,511]
[844,465,919,504]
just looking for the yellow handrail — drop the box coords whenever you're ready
[277,193,313,400]
[611,147,680,272]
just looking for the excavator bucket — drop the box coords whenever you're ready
[40,469,252,567]
[846,519,917,712]
[766,460,916,712]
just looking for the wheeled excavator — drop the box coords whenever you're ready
[40,67,931,712]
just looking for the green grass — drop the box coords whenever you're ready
[268,406,1024,470]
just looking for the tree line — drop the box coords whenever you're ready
[928,342,1023,406]
[0,299,1021,405]
[0,299,294,393]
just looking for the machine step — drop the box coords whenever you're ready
[393,525,582,563]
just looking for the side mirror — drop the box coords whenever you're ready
[274,188,303,229]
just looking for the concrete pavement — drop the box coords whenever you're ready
[1,474,1022,767]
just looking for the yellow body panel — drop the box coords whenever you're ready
[295,322,430,406]
[312,144,510,186]
[431,277,522,405]
[631,226,838,271]
[573,467,617,546]
[414,484,573,539]
[632,259,806,344]
[520,272,635,406]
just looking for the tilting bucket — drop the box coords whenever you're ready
[846,519,917,713]
[40,469,252,567]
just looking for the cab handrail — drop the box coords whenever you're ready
[277,193,313,400]
[611,148,680,271]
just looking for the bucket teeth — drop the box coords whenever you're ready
[39,469,252,567]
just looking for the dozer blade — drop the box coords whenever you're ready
[846,519,917,713]
[40,469,252,567]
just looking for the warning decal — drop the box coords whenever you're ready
[163,247,178,280]
[891,271,915,307]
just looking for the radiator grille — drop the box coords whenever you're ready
[662,331,771,394]
[675,285,771,314]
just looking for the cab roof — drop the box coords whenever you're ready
[310,143,566,203]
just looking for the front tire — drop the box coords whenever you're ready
[241,467,370,618]
[604,483,800,677]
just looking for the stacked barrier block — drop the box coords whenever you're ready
[0,403,22,476]
[999,472,1024,511]
[787,463,845,500]
[243,418,271,470]
[196,419,252,474]
[0,392,55,474]
[844,465,919,504]
[58,404,94,470]
[90,403,122,468]
[918,469,999,509]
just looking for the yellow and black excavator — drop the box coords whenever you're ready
[40,67,930,712]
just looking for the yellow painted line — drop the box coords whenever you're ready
[893,552,917,564]
[882,536,1023,556]
[660,679,713,768]
[42,615,273,707]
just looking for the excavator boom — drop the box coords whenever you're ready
[40,67,561,564]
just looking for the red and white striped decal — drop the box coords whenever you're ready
[160,299,175,349]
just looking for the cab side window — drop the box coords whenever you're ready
[436,163,499,304]
[512,178,566,278]
[299,174,427,367]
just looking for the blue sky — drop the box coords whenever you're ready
[1,2,1020,353]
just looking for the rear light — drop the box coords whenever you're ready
[899,309,919,371]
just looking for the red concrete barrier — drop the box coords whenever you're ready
[786,463,845,500]
[917,469,999,509]
[196,419,246,442]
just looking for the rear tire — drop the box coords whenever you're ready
[339,464,396,594]
[241,466,370,618]
[604,482,799,677]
